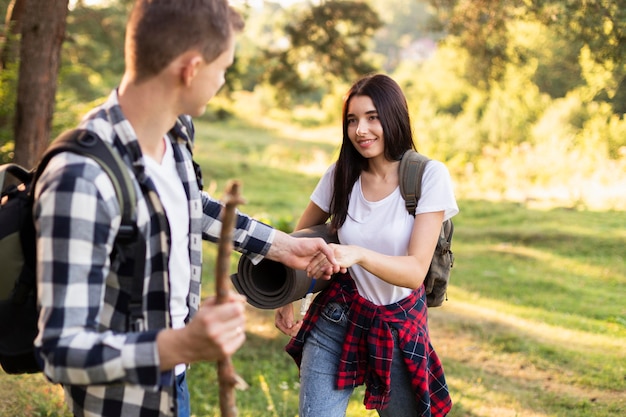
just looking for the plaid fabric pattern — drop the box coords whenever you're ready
[286,273,452,416]
[34,90,275,417]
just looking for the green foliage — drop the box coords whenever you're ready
[0,0,19,163]
[385,5,625,211]
[190,114,338,222]
[531,0,625,72]
[428,0,626,114]
[428,0,513,88]
[508,19,583,99]
[259,1,381,104]
[39,1,130,138]
[0,62,17,163]
[368,0,442,72]
[60,2,129,103]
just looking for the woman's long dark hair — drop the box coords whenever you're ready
[330,74,416,231]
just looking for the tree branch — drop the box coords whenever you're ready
[215,180,248,417]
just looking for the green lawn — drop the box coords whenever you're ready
[188,201,625,417]
[1,116,624,417]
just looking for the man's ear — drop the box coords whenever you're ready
[181,54,204,87]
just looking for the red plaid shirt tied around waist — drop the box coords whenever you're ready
[286,273,452,416]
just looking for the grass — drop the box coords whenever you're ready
[1,114,624,417]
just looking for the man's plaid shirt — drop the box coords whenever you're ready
[33,90,275,417]
[286,273,452,416]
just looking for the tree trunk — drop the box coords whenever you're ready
[1,0,27,70]
[12,0,69,168]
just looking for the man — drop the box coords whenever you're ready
[33,1,340,416]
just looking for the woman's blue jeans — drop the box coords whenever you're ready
[299,302,419,417]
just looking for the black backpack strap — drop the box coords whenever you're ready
[398,150,430,217]
[36,130,137,238]
[0,164,31,189]
[34,129,146,330]
[1,163,37,305]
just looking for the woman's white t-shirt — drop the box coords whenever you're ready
[144,138,190,375]
[311,160,459,305]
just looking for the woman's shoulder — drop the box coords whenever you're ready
[414,158,459,218]
[417,158,453,186]
[424,158,450,172]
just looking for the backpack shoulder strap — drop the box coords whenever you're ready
[0,163,31,190]
[398,150,430,216]
[34,129,137,237]
[34,129,146,330]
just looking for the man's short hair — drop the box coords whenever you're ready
[126,0,245,82]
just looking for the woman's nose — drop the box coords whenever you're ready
[356,121,367,136]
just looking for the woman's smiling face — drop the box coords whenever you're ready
[346,95,385,159]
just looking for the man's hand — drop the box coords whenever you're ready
[157,292,247,370]
[267,232,346,280]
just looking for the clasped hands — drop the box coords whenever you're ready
[303,241,358,279]
[275,241,359,338]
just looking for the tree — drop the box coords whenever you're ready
[10,0,69,168]
[529,0,626,114]
[0,0,24,161]
[259,0,382,104]
[427,0,520,89]
[1,0,25,70]
[60,1,129,102]
[428,0,626,114]
[369,0,442,72]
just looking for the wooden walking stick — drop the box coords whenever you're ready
[215,180,248,417]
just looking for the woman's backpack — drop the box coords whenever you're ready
[399,150,455,307]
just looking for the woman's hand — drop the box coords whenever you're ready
[274,303,302,338]
[329,243,362,269]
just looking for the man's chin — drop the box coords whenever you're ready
[189,107,206,118]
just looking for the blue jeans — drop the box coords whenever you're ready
[176,371,190,417]
[299,302,419,417]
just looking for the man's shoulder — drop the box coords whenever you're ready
[80,109,116,143]
[79,90,132,146]
[37,152,119,204]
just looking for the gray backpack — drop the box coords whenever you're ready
[399,150,454,307]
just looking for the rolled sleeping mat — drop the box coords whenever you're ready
[231,224,338,309]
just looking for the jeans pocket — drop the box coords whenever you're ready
[320,302,347,324]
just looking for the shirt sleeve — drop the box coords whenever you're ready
[415,160,459,221]
[200,192,276,264]
[34,154,162,388]
[310,163,336,213]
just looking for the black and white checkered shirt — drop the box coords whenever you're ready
[33,90,274,417]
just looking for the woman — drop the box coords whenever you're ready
[275,74,458,416]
